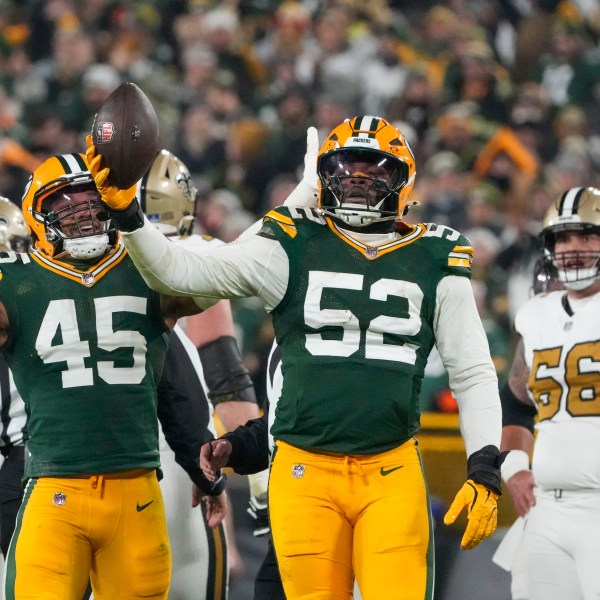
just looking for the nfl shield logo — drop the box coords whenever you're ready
[96,122,115,143]
[53,492,66,507]
[292,464,305,479]
[366,246,378,258]
[81,273,95,287]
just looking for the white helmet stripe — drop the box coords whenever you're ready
[58,153,88,175]
[558,187,584,217]
[356,116,380,136]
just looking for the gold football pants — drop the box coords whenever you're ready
[4,469,171,600]
[269,439,434,600]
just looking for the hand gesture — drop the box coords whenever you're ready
[444,479,499,550]
[506,470,536,517]
[199,439,232,481]
[192,484,228,528]
[303,126,320,191]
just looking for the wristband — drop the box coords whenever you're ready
[108,199,145,233]
[501,449,530,483]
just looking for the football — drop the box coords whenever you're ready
[91,82,160,189]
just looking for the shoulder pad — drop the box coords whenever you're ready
[261,206,326,239]
[422,224,473,272]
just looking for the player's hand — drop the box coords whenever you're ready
[199,439,232,481]
[444,479,499,550]
[505,470,536,517]
[192,484,228,528]
[303,126,319,191]
[247,492,270,537]
[85,135,137,210]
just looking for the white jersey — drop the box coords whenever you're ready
[516,290,600,490]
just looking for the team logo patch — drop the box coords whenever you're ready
[52,492,67,506]
[292,464,305,479]
[81,272,95,287]
[96,122,115,143]
[365,246,378,258]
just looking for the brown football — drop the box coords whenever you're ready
[91,82,159,189]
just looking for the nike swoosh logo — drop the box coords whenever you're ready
[380,466,404,476]
[136,500,154,512]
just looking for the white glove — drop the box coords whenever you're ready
[283,126,320,208]
[303,126,319,191]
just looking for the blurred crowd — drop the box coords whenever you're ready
[1,0,599,409]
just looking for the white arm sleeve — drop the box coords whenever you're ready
[434,276,501,457]
[121,218,289,311]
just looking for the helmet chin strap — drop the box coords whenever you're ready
[63,234,111,260]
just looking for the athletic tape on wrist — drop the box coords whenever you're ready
[501,449,530,483]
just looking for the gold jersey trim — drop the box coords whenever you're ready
[325,218,427,259]
[30,244,128,286]
[448,244,474,269]
[264,210,298,238]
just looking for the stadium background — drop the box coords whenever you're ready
[1,0,599,597]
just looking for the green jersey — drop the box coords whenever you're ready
[262,207,473,454]
[0,245,169,478]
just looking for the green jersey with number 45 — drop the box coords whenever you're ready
[0,245,169,478]
[262,206,473,454]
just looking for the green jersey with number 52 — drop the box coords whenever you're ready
[0,245,169,478]
[262,206,473,454]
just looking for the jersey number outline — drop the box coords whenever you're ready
[36,296,148,388]
[529,341,600,420]
[304,271,423,364]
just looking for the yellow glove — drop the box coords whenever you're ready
[85,135,137,210]
[443,479,499,550]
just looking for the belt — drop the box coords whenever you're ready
[539,487,600,500]
[0,445,25,460]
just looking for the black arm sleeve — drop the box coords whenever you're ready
[500,383,537,433]
[198,336,257,406]
[221,415,270,475]
[157,332,225,496]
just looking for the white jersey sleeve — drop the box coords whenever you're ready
[434,276,502,457]
[122,218,290,311]
[515,290,600,490]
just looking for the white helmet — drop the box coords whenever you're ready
[0,196,30,252]
[539,186,600,291]
[139,150,197,237]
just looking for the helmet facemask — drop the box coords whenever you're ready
[39,179,113,260]
[319,149,408,227]
[542,227,600,291]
